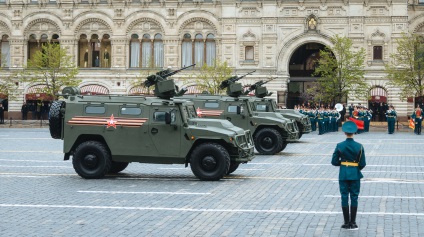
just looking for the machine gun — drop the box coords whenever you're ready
[144,64,196,99]
[219,70,256,97]
[243,78,274,98]
[219,70,256,90]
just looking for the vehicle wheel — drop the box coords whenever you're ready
[109,161,129,174]
[49,100,65,139]
[73,141,111,179]
[298,132,303,139]
[254,128,283,155]
[227,162,240,175]
[190,143,230,181]
[297,123,304,139]
[278,141,288,153]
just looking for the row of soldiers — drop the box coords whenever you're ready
[295,106,342,135]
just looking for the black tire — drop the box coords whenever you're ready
[49,100,65,139]
[297,123,304,139]
[254,128,283,155]
[227,162,240,175]
[108,161,129,174]
[72,141,111,179]
[190,143,230,181]
[278,141,288,153]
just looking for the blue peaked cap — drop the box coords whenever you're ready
[342,121,358,133]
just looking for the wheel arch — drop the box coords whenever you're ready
[66,134,110,160]
[185,138,232,165]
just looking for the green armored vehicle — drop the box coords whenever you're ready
[244,81,312,138]
[180,72,299,155]
[49,66,255,181]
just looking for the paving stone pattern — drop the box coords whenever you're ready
[0,128,423,237]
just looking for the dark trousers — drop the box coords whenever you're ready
[388,118,395,134]
[415,118,422,135]
[310,118,316,131]
[339,180,361,207]
[318,119,324,134]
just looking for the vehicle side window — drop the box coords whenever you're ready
[256,104,267,111]
[121,107,142,115]
[153,111,176,122]
[205,102,219,108]
[228,105,238,113]
[85,106,106,114]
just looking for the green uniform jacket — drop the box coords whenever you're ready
[331,138,366,180]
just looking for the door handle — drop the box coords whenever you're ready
[151,128,158,134]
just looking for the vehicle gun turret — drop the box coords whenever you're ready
[243,78,274,98]
[144,64,195,99]
[219,70,256,97]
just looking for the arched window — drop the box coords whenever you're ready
[206,34,216,66]
[28,34,38,61]
[194,34,204,67]
[182,33,192,67]
[1,35,10,67]
[141,34,152,68]
[130,34,140,68]
[101,34,111,68]
[154,34,164,68]
[51,34,60,44]
[181,33,216,67]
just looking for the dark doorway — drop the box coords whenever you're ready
[286,43,328,108]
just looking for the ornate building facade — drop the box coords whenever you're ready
[1,0,424,118]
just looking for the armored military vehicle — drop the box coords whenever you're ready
[180,71,299,155]
[244,81,312,138]
[49,66,254,181]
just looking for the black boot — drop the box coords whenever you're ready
[350,206,358,230]
[341,206,350,229]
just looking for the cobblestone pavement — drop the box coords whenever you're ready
[0,128,423,237]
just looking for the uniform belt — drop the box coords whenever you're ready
[341,162,358,167]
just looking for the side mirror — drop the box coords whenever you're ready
[165,112,172,124]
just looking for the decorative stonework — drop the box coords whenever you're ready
[74,18,112,36]
[178,17,217,35]
[126,18,164,36]
[24,19,61,36]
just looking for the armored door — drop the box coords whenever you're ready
[225,101,249,130]
[149,106,181,156]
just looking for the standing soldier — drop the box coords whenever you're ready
[332,121,366,230]
[317,107,325,135]
[386,105,397,134]
[309,108,317,132]
[364,107,372,132]
[348,103,354,118]
[411,104,423,135]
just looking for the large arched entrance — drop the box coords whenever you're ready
[368,86,388,122]
[287,43,327,109]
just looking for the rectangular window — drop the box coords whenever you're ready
[256,104,267,111]
[373,46,383,60]
[245,46,254,60]
[121,107,142,115]
[204,102,219,108]
[153,111,176,123]
[228,105,238,113]
[85,106,106,114]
